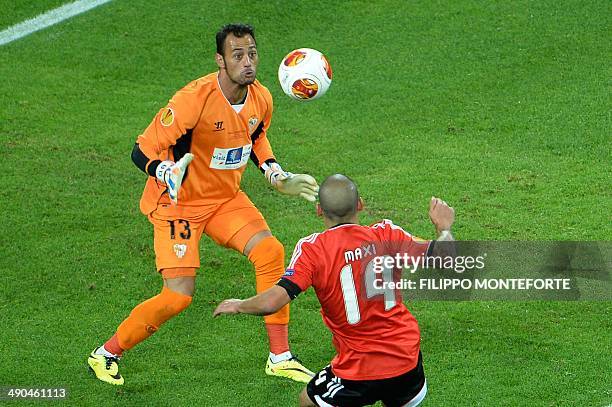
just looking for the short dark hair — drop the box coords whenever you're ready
[216,23,256,55]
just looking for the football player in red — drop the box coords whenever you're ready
[88,23,318,386]
[214,174,455,407]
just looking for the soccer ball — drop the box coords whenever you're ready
[278,48,332,101]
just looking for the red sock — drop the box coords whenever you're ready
[265,323,289,355]
[104,333,124,356]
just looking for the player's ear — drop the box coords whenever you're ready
[316,204,323,217]
[215,53,225,69]
[357,198,364,211]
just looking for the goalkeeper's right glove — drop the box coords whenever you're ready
[155,153,194,205]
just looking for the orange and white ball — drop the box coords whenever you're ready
[278,48,332,101]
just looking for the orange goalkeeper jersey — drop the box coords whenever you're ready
[136,72,275,216]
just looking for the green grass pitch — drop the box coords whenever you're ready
[0,0,610,405]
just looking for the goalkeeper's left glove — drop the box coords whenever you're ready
[155,153,194,205]
[264,162,319,202]
[276,174,319,202]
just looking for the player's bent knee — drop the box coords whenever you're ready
[153,287,193,325]
[266,237,284,266]
[163,272,196,296]
[249,236,290,323]
[242,229,273,256]
[249,236,286,294]
[248,236,285,269]
[268,236,284,258]
[117,286,193,350]
[165,288,193,314]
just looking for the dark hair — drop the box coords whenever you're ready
[216,23,256,55]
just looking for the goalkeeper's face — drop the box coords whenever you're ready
[220,33,258,86]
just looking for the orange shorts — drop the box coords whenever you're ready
[148,191,269,278]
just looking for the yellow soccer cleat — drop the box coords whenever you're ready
[87,348,124,385]
[265,355,315,383]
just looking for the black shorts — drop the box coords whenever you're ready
[306,352,427,407]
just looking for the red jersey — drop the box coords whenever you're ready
[281,220,432,381]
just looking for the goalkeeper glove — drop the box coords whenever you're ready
[155,153,194,204]
[264,163,319,202]
[277,174,319,202]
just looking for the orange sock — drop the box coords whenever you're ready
[104,333,123,356]
[111,286,192,352]
[248,236,290,351]
[265,324,289,355]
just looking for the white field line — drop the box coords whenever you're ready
[0,0,112,46]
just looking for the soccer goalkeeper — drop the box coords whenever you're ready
[87,23,318,385]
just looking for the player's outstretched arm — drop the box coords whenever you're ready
[213,286,291,317]
[262,162,319,202]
